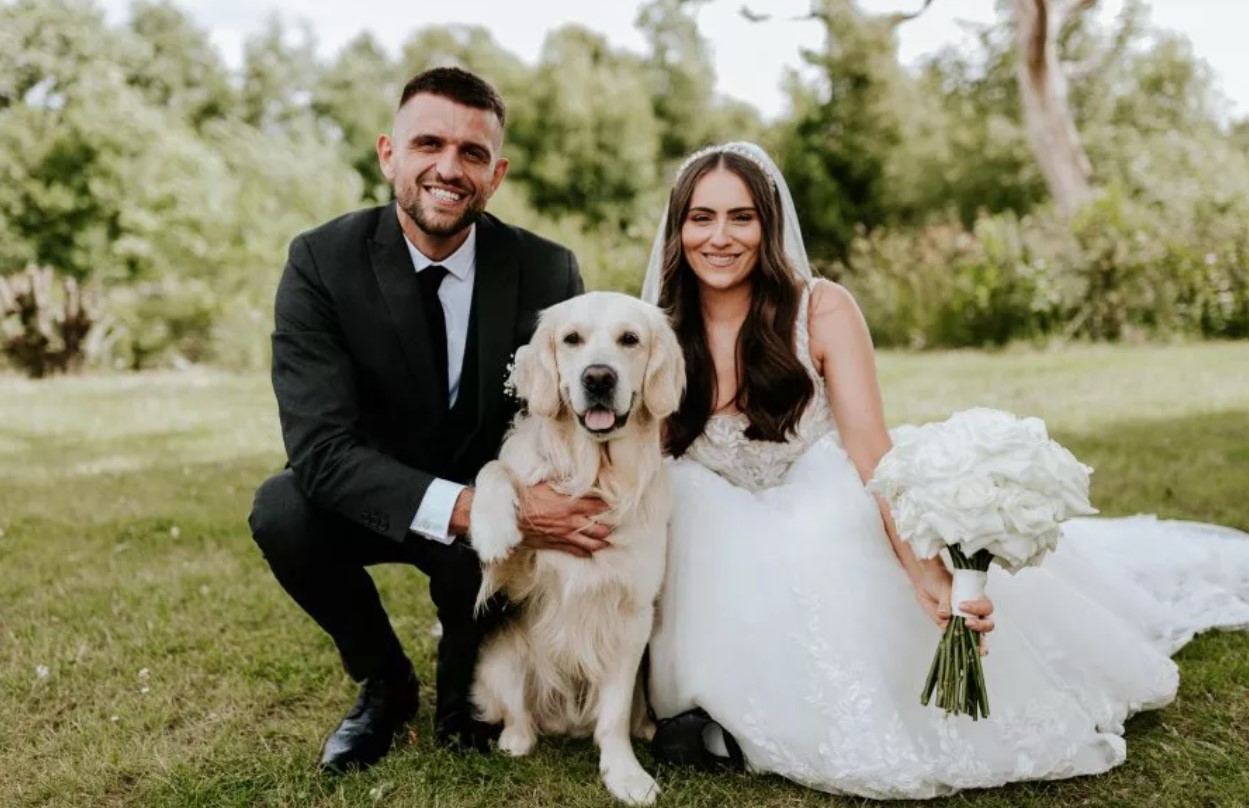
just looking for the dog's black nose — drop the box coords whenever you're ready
[581,365,617,398]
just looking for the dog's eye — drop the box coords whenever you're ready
[618,332,640,347]
[562,332,583,346]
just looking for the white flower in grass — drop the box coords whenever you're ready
[109,715,119,723]
[140,686,150,695]
[169,526,181,539]
[138,668,150,681]
[35,664,49,680]
[429,621,443,638]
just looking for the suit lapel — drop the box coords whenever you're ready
[368,203,446,420]
[453,214,519,463]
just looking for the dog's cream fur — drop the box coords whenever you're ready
[469,292,684,806]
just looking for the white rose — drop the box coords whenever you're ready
[950,408,1037,457]
[909,436,980,485]
[893,495,946,559]
[908,480,1005,547]
[1031,443,1097,518]
[998,488,1058,538]
[976,452,1036,484]
[948,475,1000,512]
[981,530,1057,573]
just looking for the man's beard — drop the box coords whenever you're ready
[397,183,486,238]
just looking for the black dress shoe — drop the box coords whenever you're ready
[319,665,419,774]
[650,708,745,772]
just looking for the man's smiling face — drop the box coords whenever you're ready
[379,93,508,243]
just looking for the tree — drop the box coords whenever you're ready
[508,26,661,226]
[1011,0,1097,213]
[240,15,320,134]
[125,0,235,128]
[0,0,228,283]
[636,0,716,162]
[757,0,940,260]
[312,32,396,198]
[917,17,1049,223]
[397,25,530,105]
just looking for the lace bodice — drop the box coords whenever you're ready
[685,282,839,491]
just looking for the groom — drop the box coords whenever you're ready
[248,67,610,772]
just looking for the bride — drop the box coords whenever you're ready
[642,141,1249,799]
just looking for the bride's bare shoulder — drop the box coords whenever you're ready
[808,278,858,319]
[807,279,870,361]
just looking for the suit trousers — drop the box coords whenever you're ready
[248,469,504,734]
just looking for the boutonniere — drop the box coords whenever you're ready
[502,350,521,403]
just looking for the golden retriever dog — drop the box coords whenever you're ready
[468,292,684,806]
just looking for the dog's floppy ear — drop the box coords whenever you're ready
[514,315,562,418]
[641,309,686,420]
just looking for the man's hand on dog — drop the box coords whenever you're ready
[517,482,612,557]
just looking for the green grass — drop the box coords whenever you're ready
[2,342,1247,808]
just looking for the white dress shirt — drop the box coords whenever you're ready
[405,226,476,543]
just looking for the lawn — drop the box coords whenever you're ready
[2,342,1247,807]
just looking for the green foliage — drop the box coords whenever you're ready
[311,33,396,200]
[842,188,1249,348]
[1,0,1247,371]
[488,183,655,294]
[508,26,662,227]
[774,0,930,261]
[239,15,319,133]
[125,0,235,128]
[915,23,1049,223]
[839,214,1054,349]
[636,0,717,162]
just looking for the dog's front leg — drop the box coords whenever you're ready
[596,610,660,806]
[469,460,523,564]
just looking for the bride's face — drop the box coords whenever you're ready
[681,168,762,293]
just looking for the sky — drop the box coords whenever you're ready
[96,0,1249,120]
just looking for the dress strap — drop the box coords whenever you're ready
[793,280,822,382]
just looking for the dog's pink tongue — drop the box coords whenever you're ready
[585,408,616,431]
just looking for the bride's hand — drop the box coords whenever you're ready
[912,559,995,655]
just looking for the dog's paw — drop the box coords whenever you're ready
[602,764,659,806]
[469,502,524,566]
[469,473,524,563]
[497,724,537,757]
[471,520,522,564]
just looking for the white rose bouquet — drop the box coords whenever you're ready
[867,408,1097,719]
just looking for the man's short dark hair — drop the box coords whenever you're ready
[399,67,507,128]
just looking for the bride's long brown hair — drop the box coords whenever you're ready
[660,150,813,458]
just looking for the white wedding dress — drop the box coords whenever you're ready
[647,283,1249,800]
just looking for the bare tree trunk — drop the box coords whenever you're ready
[1013,0,1095,214]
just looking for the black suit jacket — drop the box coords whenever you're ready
[270,203,583,542]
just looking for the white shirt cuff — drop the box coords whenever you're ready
[410,479,466,544]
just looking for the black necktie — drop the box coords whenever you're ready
[419,264,450,406]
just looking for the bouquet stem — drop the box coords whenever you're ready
[920,547,992,719]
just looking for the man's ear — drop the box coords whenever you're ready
[377,133,395,181]
[488,156,509,197]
